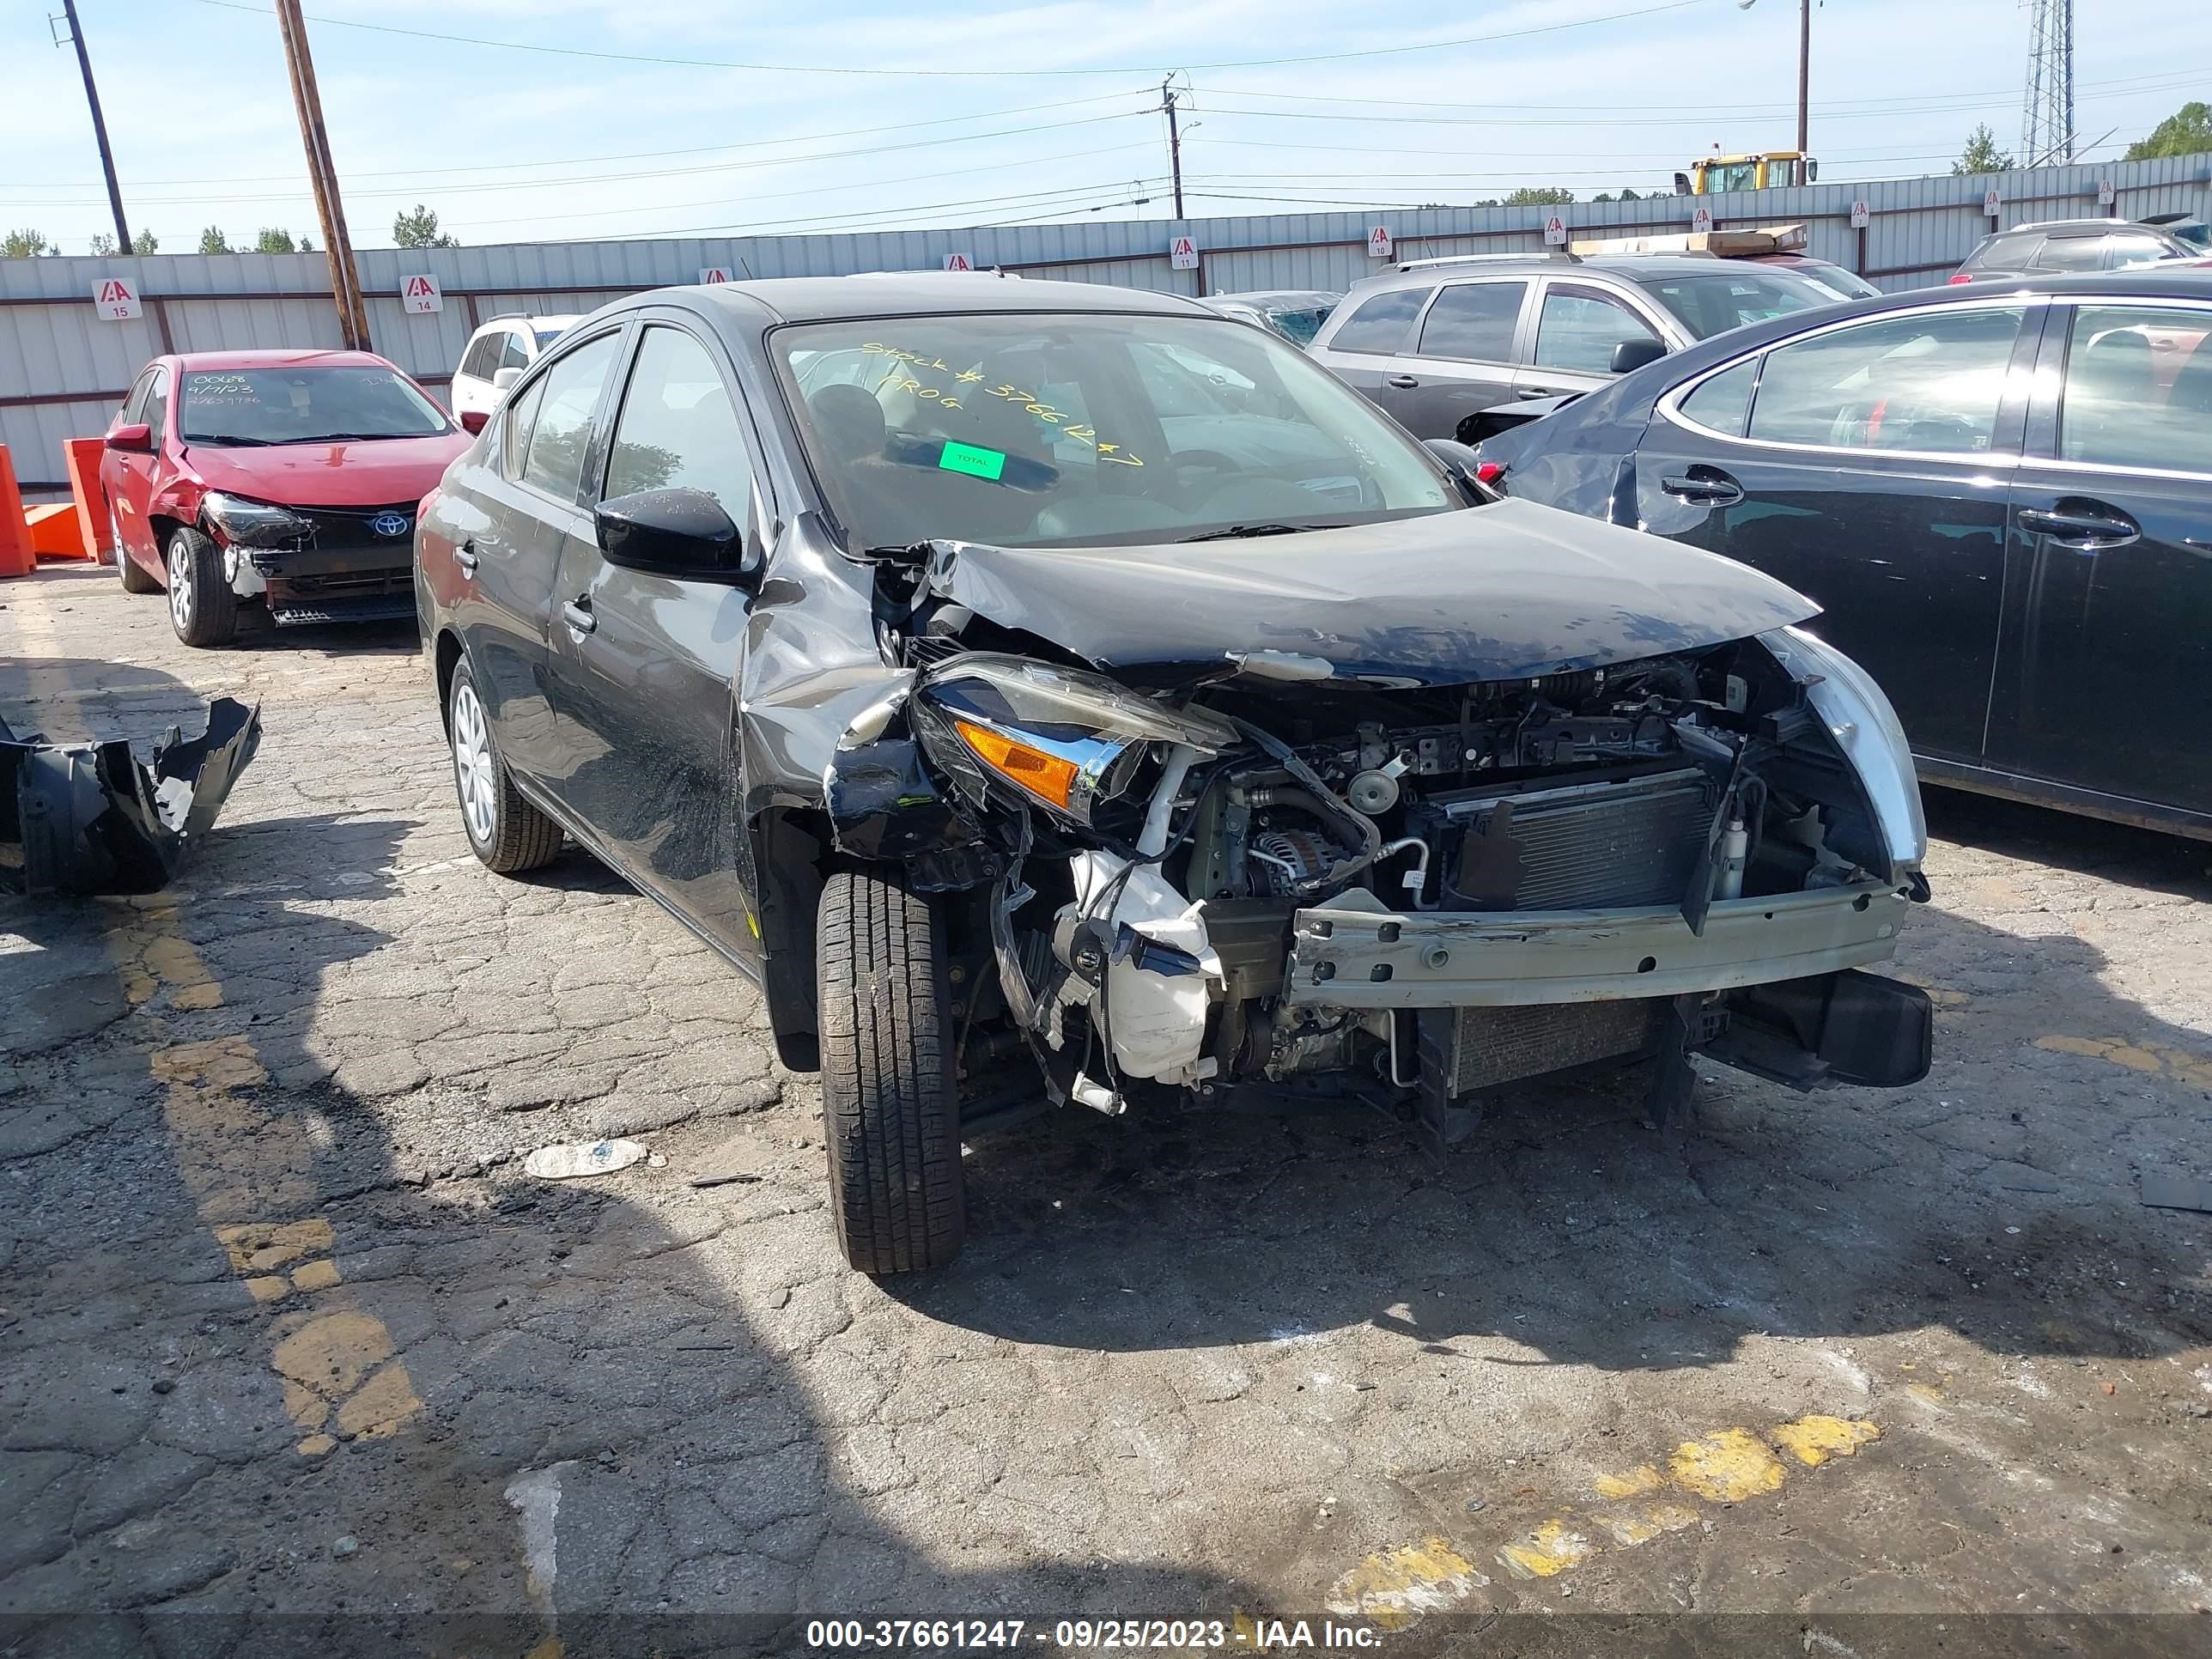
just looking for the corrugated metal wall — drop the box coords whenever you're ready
[5,153,2207,497]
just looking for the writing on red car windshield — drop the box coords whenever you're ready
[179,367,449,445]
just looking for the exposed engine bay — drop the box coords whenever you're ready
[827,564,1935,1141]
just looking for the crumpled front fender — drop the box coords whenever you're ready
[821,680,999,888]
[1,698,261,896]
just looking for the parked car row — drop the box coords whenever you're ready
[81,211,2212,1273]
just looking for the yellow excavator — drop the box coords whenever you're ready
[1674,151,1818,195]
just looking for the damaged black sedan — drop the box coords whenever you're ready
[415,275,1932,1274]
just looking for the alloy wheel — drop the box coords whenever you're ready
[167,539,193,632]
[449,682,497,847]
[109,506,126,577]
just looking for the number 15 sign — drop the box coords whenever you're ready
[92,276,143,321]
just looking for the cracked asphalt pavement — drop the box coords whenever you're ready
[3,562,2209,1656]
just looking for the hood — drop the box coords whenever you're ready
[182,433,469,507]
[920,498,1820,687]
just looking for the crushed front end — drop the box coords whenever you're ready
[831,605,1931,1139]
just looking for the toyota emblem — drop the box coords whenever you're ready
[371,511,411,538]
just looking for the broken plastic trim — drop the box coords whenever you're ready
[0,698,261,896]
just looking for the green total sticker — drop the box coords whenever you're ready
[938,441,1006,481]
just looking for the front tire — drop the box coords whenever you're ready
[446,658,563,874]
[817,868,967,1274]
[165,526,236,646]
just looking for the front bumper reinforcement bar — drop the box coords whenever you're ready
[1282,882,1910,1009]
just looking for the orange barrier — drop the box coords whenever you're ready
[0,447,34,580]
[63,436,110,561]
[27,503,90,560]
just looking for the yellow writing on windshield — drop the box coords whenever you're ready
[860,343,1145,467]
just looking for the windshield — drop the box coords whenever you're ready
[778,312,1455,551]
[1641,268,1844,339]
[179,366,449,445]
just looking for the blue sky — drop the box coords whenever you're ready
[5,0,2204,252]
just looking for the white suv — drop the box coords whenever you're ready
[448,314,580,428]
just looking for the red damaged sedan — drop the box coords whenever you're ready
[100,349,469,647]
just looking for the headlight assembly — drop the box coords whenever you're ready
[913,654,1235,829]
[202,491,312,549]
[1759,624,1928,874]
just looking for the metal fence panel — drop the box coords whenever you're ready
[5,153,2208,495]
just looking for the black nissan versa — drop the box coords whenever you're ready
[416,274,1934,1274]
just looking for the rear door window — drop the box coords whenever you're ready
[1533,284,1662,374]
[520,331,622,503]
[461,333,499,380]
[2057,305,2212,474]
[1747,306,2026,453]
[1677,357,1759,437]
[1416,281,1527,362]
[1326,287,1432,355]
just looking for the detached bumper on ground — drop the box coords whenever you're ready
[0,697,261,895]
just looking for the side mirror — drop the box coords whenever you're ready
[492,367,521,392]
[1609,337,1669,375]
[1674,172,1693,197]
[459,409,489,435]
[106,422,154,453]
[595,488,753,584]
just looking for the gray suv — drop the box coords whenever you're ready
[1308,252,1865,444]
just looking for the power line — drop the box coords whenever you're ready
[13,111,1159,210]
[22,88,1161,191]
[453,144,1164,233]
[185,0,1717,78]
[1189,63,2212,118]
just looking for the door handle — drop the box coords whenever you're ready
[1660,471,1744,507]
[1518,386,1565,398]
[561,599,597,635]
[1385,374,1419,389]
[2016,506,2139,549]
[453,542,478,574]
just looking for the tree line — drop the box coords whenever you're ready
[3,204,458,258]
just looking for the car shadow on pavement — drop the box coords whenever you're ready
[899,895,2212,1380]
[1,797,1261,1655]
[1924,785,2210,896]
[228,617,423,659]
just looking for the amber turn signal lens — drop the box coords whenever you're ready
[952,718,1079,811]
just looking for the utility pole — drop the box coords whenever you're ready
[54,1,133,252]
[1737,1,1813,161]
[1162,78,1186,220]
[273,0,372,351]
[1796,0,1811,158]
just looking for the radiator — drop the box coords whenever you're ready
[1434,765,1715,912]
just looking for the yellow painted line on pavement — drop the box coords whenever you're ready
[1323,1537,1486,1631]
[1331,1413,1887,1629]
[2034,1034,2212,1088]
[1771,1414,1881,1468]
[110,900,426,1457]
[1667,1425,1788,1502]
